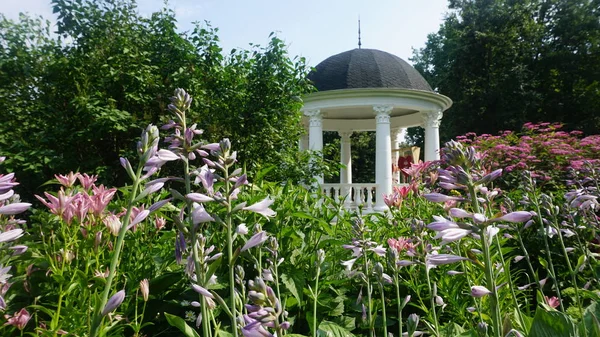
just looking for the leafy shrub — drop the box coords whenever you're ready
[456,122,600,188]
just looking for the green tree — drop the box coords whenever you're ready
[0,0,316,198]
[411,0,600,143]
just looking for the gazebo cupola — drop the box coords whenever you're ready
[301,48,452,212]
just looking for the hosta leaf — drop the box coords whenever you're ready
[529,307,577,337]
[581,301,600,337]
[164,312,201,337]
[281,271,305,305]
[317,320,355,337]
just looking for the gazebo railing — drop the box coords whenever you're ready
[321,183,378,211]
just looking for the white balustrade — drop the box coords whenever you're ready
[321,183,379,212]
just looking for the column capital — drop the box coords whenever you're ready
[338,131,353,140]
[422,110,443,128]
[373,105,393,116]
[304,109,321,118]
[373,105,393,124]
[305,109,322,127]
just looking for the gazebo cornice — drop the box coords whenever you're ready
[302,88,452,112]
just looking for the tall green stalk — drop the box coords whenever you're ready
[425,268,439,337]
[468,184,502,337]
[393,272,404,337]
[312,262,321,337]
[529,190,564,311]
[90,165,143,337]
[224,166,239,337]
[379,281,388,337]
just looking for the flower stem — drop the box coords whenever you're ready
[394,272,403,337]
[313,264,321,337]
[530,189,564,312]
[556,226,582,315]
[425,268,439,337]
[468,184,501,337]
[224,167,238,337]
[379,282,388,337]
[90,166,143,337]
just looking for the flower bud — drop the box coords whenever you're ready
[140,279,149,302]
[102,290,125,316]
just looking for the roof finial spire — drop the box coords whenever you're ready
[358,16,362,49]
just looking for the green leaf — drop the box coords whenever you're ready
[281,272,305,305]
[164,312,201,337]
[440,322,465,337]
[581,301,600,337]
[317,320,355,337]
[529,307,577,337]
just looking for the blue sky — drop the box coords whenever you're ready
[1,0,450,66]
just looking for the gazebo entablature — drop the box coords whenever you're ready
[300,88,452,212]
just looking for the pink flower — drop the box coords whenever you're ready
[35,189,74,218]
[4,308,30,330]
[78,173,98,190]
[545,296,560,309]
[55,172,80,188]
[387,237,414,253]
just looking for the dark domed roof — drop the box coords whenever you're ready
[309,49,433,92]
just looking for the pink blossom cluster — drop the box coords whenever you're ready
[36,172,117,226]
[455,122,600,183]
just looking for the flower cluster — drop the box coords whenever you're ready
[0,157,31,329]
[243,277,289,336]
[455,122,600,185]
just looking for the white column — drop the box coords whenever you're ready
[373,105,393,211]
[391,128,404,183]
[339,131,353,207]
[423,110,443,161]
[339,131,353,184]
[305,109,323,184]
[298,133,309,151]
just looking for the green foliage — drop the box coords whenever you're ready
[411,0,600,141]
[529,308,577,337]
[164,312,201,337]
[0,0,315,199]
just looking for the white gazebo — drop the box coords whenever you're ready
[300,48,452,212]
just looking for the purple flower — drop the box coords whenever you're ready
[449,208,472,219]
[397,260,415,267]
[236,224,249,235]
[9,245,28,255]
[102,290,125,316]
[0,229,23,243]
[0,203,31,215]
[129,210,150,228]
[192,284,214,299]
[427,216,459,231]
[186,193,214,203]
[241,231,268,252]
[369,245,386,257]
[342,258,358,271]
[471,285,491,298]
[242,317,273,337]
[156,149,179,161]
[191,204,215,224]
[424,193,463,203]
[426,253,468,270]
[243,198,276,218]
[491,211,532,223]
[434,228,472,245]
